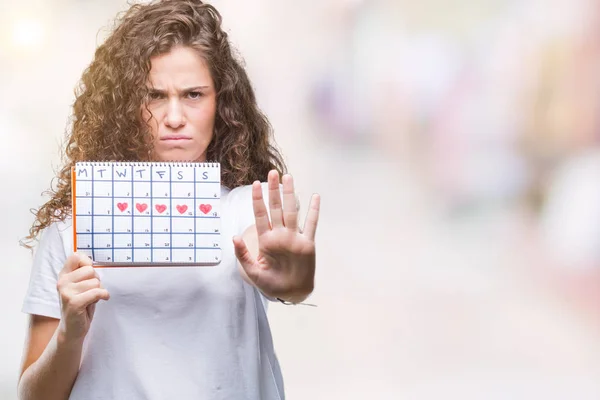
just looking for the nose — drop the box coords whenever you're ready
[164,98,185,129]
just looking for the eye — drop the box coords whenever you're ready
[148,91,164,101]
[187,91,204,99]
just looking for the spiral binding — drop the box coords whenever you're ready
[75,161,220,168]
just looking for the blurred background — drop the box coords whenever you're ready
[1,0,600,398]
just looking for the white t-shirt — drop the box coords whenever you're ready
[22,184,285,400]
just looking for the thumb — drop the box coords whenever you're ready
[86,302,97,321]
[232,236,257,275]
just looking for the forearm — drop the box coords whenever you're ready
[18,329,83,400]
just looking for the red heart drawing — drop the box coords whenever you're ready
[117,202,128,212]
[176,205,188,214]
[155,204,167,214]
[136,203,148,213]
[199,204,212,214]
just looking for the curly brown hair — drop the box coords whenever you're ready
[24,0,287,246]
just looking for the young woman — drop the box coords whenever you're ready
[18,1,320,399]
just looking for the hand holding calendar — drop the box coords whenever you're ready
[57,253,109,341]
[233,170,320,302]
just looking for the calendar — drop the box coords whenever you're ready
[71,162,221,267]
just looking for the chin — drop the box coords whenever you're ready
[156,150,205,162]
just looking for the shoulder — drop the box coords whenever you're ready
[22,219,72,318]
[37,218,70,242]
[33,218,73,258]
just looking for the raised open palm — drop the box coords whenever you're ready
[233,170,320,301]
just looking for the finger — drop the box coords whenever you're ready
[282,174,298,231]
[72,278,102,294]
[252,181,271,236]
[60,253,83,276]
[71,288,110,309]
[232,236,258,280]
[59,278,102,300]
[68,265,98,283]
[59,253,94,277]
[268,170,284,228]
[78,253,94,267]
[302,194,321,240]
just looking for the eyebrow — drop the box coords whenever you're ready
[147,86,210,94]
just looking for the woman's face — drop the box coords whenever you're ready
[143,46,217,162]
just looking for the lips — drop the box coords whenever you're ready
[160,135,191,141]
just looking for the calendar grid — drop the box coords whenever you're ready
[73,196,218,199]
[73,162,221,266]
[169,169,173,263]
[94,247,218,250]
[131,165,135,262]
[91,169,96,261]
[75,214,218,219]
[150,164,154,263]
[111,168,115,263]
[194,167,197,262]
[74,232,220,235]
[75,179,219,184]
